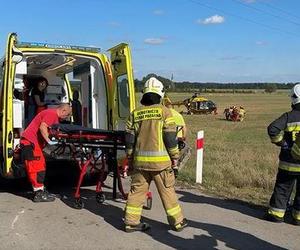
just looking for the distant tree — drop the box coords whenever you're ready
[140,74,174,90]
[265,84,277,93]
[135,75,298,93]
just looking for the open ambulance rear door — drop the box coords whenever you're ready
[108,43,135,130]
[0,33,23,176]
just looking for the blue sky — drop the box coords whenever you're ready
[0,0,299,83]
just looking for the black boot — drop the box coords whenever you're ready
[172,218,188,232]
[263,213,283,223]
[33,190,55,202]
[125,222,151,233]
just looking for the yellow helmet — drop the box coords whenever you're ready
[142,77,165,98]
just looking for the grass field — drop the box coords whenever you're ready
[165,91,290,206]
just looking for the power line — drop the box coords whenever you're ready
[260,1,300,21]
[186,0,298,37]
[231,0,300,27]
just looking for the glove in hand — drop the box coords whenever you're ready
[48,140,58,146]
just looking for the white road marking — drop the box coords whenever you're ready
[11,209,25,230]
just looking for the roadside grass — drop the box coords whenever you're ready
[168,91,289,205]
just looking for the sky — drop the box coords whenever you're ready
[0,0,300,83]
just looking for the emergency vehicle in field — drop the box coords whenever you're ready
[165,94,217,115]
[0,33,136,179]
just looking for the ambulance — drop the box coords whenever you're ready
[0,33,136,178]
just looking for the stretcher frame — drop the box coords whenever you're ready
[48,124,128,209]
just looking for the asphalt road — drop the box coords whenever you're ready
[0,171,299,250]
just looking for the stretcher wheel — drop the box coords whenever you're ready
[73,198,84,209]
[143,197,152,210]
[96,192,105,204]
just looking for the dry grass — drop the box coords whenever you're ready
[167,91,290,205]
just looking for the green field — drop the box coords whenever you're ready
[165,91,290,206]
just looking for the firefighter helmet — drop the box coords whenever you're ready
[291,84,300,105]
[142,77,165,98]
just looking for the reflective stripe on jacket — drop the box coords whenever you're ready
[268,108,300,172]
[125,104,179,171]
[170,108,185,138]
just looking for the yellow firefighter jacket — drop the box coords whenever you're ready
[239,108,246,117]
[170,108,185,139]
[125,104,179,171]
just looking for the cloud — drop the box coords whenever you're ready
[255,41,268,46]
[108,21,121,27]
[144,38,165,45]
[197,15,225,25]
[153,9,164,15]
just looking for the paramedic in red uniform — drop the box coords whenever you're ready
[20,103,72,202]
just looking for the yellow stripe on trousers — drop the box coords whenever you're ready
[166,205,181,217]
[126,205,142,215]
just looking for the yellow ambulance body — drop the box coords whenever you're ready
[0,33,136,178]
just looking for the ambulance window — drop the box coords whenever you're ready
[117,74,130,118]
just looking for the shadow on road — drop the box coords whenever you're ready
[60,189,286,250]
[0,165,287,249]
[0,161,81,200]
[177,190,266,219]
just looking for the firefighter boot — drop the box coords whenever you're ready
[291,217,300,226]
[291,210,300,226]
[263,212,284,223]
[125,222,151,233]
[172,218,188,232]
[33,190,55,202]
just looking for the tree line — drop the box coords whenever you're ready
[134,74,297,93]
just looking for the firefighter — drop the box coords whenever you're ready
[20,103,72,202]
[265,84,300,225]
[124,77,187,232]
[162,94,172,107]
[239,106,246,122]
[164,99,187,140]
[164,99,190,170]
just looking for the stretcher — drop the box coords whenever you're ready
[48,124,128,209]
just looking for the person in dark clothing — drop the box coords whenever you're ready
[32,77,48,114]
[27,77,48,125]
[265,84,300,225]
[71,90,82,125]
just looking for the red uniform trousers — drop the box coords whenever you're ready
[20,138,46,191]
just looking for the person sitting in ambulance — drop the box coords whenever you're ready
[71,90,82,125]
[31,77,49,115]
[27,77,49,125]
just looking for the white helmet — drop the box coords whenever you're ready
[142,77,165,98]
[290,84,300,105]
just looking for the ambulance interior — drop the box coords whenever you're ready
[13,53,108,149]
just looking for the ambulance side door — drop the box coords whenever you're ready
[108,43,135,130]
[0,33,21,176]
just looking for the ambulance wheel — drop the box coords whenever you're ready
[74,198,84,209]
[96,192,105,203]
